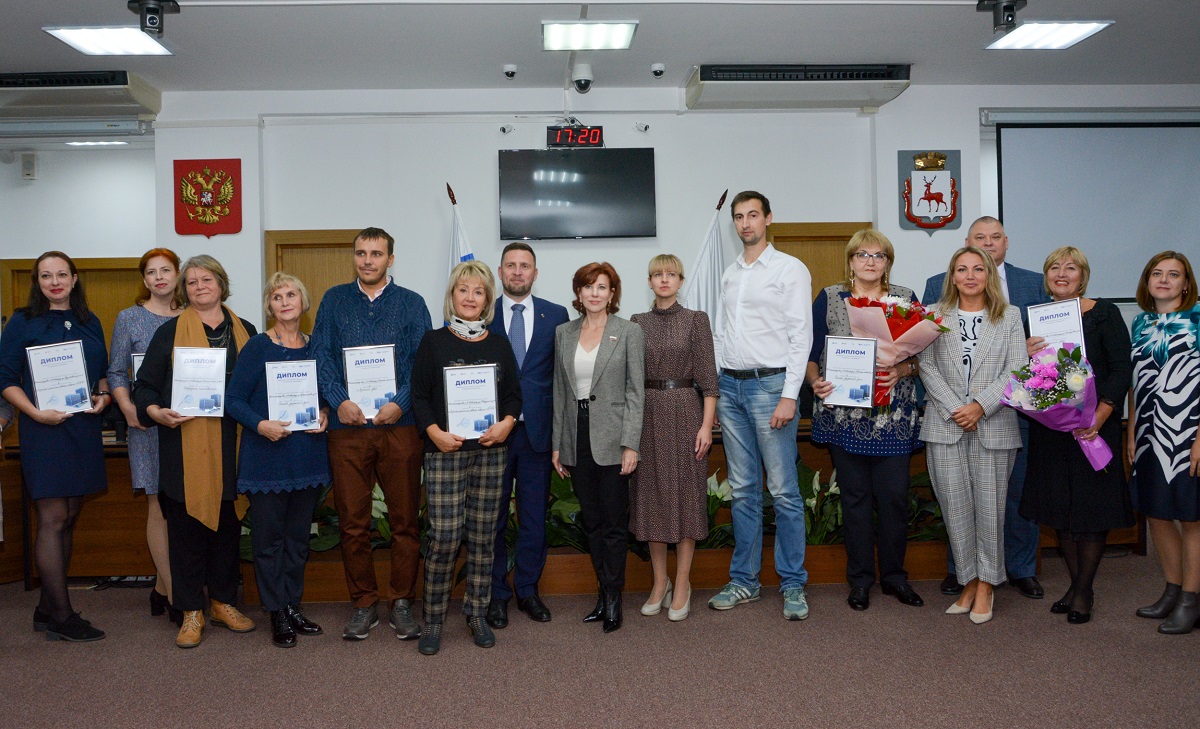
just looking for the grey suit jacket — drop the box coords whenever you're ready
[917,305,1025,448]
[552,315,645,467]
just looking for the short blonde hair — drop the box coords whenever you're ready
[647,254,685,279]
[1042,246,1091,298]
[443,260,496,325]
[843,229,894,286]
[179,254,231,304]
[262,272,312,318]
[938,246,1007,323]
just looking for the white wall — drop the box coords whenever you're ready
[6,82,1200,327]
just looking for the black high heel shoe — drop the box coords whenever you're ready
[602,588,623,634]
[582,591,604,623]
[150,589,169,617]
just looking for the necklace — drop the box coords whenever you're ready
[206,320,232,349]
[269,327,309,348]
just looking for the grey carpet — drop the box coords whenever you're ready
[0,552,1197,728]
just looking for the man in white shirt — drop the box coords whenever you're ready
[922,216,1050,600]
[708,191,814,620]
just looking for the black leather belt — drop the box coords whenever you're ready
[722,367,786,379]
[645,378,695,390]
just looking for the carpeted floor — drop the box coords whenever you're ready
[1,551,1197,728]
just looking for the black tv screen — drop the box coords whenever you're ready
[499,148,656,240]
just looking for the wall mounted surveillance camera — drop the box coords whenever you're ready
[651,63,665,79]
[500,124,515,134]
[572,64,593,94]
[634,122,650,133]
[127,0,179,38]
[503,64,517,80]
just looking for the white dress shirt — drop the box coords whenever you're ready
[500,293,535,351]
[996,263,1011,304]
[715,243,813,400]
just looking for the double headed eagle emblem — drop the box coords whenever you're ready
[179,165,235,224]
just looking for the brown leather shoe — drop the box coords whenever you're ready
[176,611,205,648]
[209,600,256,633]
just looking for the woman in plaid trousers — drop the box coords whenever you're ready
[410,260,522,655]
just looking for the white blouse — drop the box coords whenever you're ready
[574,341,599,400]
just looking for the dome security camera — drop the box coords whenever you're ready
[651,63,665,79]
[572,64,593,94]
[503,64,517,80]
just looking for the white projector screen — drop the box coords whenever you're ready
[997,124,1200,300]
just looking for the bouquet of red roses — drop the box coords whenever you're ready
[846,295,949,407]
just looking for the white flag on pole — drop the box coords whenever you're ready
[681,190,729,336]
[447,183,475,276]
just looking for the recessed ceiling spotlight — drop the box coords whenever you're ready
[543,21,638,51]
[987,21,1114,50]
[44,26,171,55]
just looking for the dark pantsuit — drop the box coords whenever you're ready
[423,448,507,623]
[491,423,552,601]
[159,493,241,611]
[571,407,629,590]
[832,446,912,589]
[328,426,422,607]
[248,487,321,611]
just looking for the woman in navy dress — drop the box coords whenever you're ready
[227,272,330,648]
[108,248,182,624]
[0,251,111,642]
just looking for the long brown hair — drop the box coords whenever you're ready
[134,248,184,308]
[937,246,1007,323]
[24,251,91,323]
[1135,251,1197,312]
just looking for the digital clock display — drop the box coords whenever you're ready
[546,125,604,147]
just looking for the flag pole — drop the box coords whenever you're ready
[446,183,457,205]
[716,188,728,211]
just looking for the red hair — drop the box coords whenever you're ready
[135,248,183,308]
[571,261,622,315]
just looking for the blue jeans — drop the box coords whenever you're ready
[718,372,808,591]
[946,419,1037,579]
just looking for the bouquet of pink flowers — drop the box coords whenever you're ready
[1000,343,1112,470]
[846,295,949,407]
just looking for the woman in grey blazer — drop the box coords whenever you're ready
[918,246,1026,625]
[551,262,645,633]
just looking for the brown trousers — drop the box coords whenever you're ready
[328,426,422,607]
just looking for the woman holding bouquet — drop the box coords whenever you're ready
[806,230,925,611]
[1019,247,1133,624]
[918,246,1026,624]
[1127,251,1200,634]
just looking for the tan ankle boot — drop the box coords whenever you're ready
[176,610,205,648]
[210,600,256,633]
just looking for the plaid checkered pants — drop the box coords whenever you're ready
[422,447,507,623]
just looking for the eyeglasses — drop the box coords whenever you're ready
[853,251,888,262]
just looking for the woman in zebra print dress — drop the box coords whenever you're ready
[1127,251,1200,634]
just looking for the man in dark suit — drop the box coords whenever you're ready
[922,216,1050,600]
[485,242,570,627]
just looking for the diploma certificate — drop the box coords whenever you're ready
[171,347,228,417]
[822,336,877,409]
[444,364,499,440]
[343,344,397,420]
[131,353,145,381]
[1028,298,1086,359]
[266,360,321,431]
[26,341,92,413]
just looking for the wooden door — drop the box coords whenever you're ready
[264,230,360,333]
[768,222,871,301]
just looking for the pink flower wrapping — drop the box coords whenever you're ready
[1001,368,1113,471]
[845,304,946,407]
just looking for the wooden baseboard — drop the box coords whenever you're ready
[241,541,951,605]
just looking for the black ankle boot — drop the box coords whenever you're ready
[583,591,604,623]
[1158,591,1200,635]
[270,610,297,648]
[602,588,623,634]
[1136,582,1181,619]
[150,589,169,617]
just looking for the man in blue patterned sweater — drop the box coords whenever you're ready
[313,227,432,641]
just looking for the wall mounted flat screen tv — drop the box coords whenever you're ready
[499,148,656,240]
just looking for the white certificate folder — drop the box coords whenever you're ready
[444,363,499,439]
[822,336,877,409]
[266,360,321,431]
[171,347,228,417]
[26,340,92,413]
[343,344,397,420]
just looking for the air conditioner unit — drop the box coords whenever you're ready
[685,64,911,111]
[0,71,161,119]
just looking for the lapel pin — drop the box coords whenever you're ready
[609,335,617,341]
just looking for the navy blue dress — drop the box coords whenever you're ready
[0,309,108,499]
[226,334,331,494]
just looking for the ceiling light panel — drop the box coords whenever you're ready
[44,27,172,55]
[66,141,130,146]
[543,22,638,51]
[987,21,1113,50]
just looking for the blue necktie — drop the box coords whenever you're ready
[510,303,527,369]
